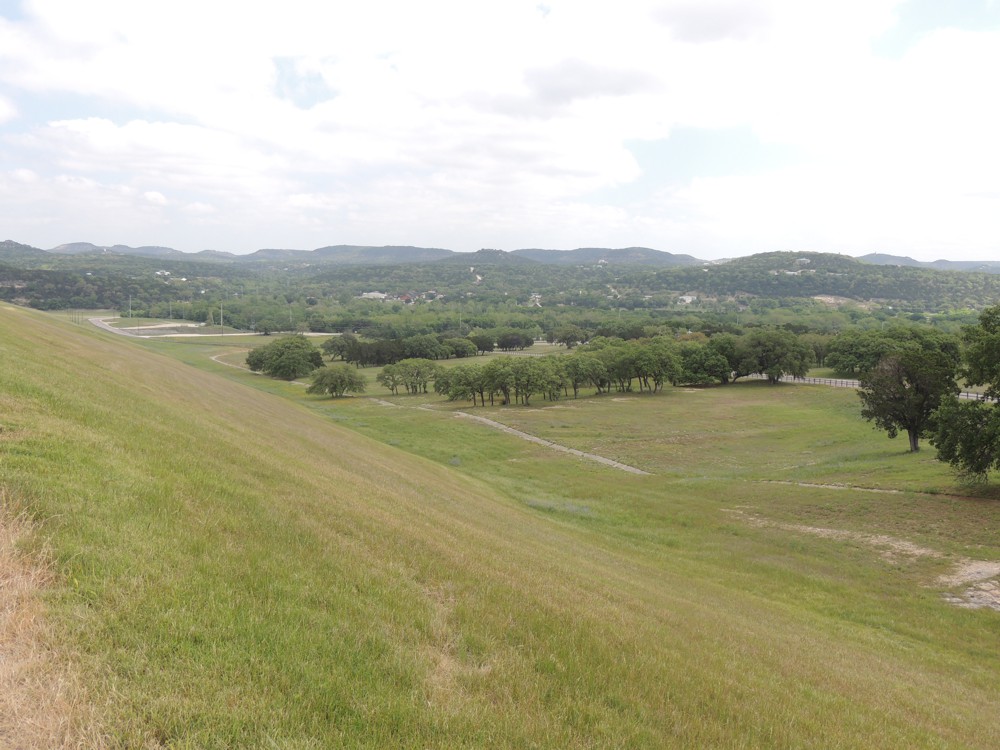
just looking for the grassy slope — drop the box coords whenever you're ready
[2,308,999,748]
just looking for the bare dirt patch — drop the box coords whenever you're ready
[938,561,1000,611]
[368,398,401,408]
[421,584,491,711]
[1,501,102,747]
[727,508,936,562]
[938,560,1000,586]
[725,508,1000,612]
[813,295,871,309]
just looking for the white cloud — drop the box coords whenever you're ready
[654,0,773,43]
[10,168,37,182]
[0,95,15,123]
[0,0,998,258]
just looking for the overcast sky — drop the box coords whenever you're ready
[1,0,999,259]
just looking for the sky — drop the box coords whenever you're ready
[1,0,999,260]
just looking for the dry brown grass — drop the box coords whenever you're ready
[0,494,104,750]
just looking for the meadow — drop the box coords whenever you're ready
[1,309,998,748]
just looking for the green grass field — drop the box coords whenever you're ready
[2,307,999,748]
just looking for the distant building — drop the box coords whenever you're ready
[359,291,388,300]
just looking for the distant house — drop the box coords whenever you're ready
[359,291,388,300]
[678,295,698,304]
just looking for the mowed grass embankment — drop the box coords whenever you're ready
[2,308,999,747]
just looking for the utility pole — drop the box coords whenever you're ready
[220,300,224,336]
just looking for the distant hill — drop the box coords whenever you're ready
[642,250,1000,311]
[434,248,539,266]
[26,241,703,267]
[241,248,312,262]
[858,253,925,267]
[48,242,104,254]
[49,242,186,259]
[107,244,186,259]
[313,245,454,264]
[193,249,240,261]
[20,241,1000,274]
[0,239,50,262]
[5,240,1000,312]
[860,253,1000,274]
[511,246,701,267]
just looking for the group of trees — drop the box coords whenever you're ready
[251,326,821,405]
[376,359,441,395]
[320,329,529,367]
[246,335,324,380]
[843,310,1000,480]
[854,328,961,452]
[436,357,566,406]
[430,330,815,406]
[307,365,367,398]
[242,306,1000,481]
[245,336,367,397]
[930,306,1000,480]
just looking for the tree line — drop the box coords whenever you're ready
[246,327,817,405]
[245,306,1000,481]
[319,328,535,367]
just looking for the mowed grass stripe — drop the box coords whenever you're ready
[0,306,997,748]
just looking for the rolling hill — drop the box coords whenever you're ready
[860,253,1000,273]
[511,246,701,266]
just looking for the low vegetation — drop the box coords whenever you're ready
[2,305,999,747]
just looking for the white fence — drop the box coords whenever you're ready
[744,373,988,401]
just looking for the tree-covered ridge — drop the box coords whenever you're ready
[629,252,1000,311]
[3,244,1000,324]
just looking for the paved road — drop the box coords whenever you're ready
[88,317,260,337]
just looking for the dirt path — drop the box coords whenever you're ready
[725,508,1000,612]
[761,480,901,494]
[453,411,651,475]
[210,352,253,370]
